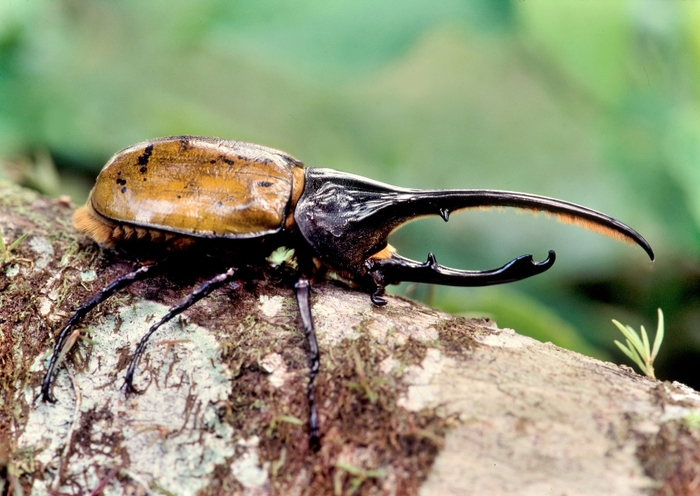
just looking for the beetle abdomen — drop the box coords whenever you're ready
[72,201,196,249]
[87,136,304,240]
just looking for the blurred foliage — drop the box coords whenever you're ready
[1,0,699,386]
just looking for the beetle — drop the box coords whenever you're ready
[40,136,654,451]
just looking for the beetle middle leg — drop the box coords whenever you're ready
[123,267,238,393]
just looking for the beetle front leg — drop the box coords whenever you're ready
[293,278,321,451]
[40,262,165,403]
[123,267,238,394]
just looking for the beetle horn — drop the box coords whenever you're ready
[363,250,557,304]
[293,168,654,281]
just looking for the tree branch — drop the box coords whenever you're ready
[1,180,699,495]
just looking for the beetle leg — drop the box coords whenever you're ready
[293,278,321,451]
[364,250,556,292]
[39,262,165,403]
[123,267,238,394]
[369,270,388,306]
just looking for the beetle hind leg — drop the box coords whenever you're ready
[39,262,165,403]
[123,267,238,394]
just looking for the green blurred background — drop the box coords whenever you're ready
[2,0,699,386]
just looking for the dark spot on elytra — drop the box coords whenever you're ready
[121,187,127,194]
[139,166,147,174]
[179,138,190,151]
[220,155,234,165]
[257,181,274,188]
[216,201,223,207]
[137,144,153,166]
[116,178,127,186]
[177,195,181,199]
[210,159,216,164]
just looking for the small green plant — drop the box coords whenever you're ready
[265,246,298,270]
[266,415,303,439]
[333,461,386,496]
[613,308,664,379]
[0,229,29,267]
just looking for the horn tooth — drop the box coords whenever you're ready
[427,252,438,268]
[439,208,450,222]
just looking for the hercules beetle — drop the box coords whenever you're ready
[40,136,654,451]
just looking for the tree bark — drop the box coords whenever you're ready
[2,179,700,496]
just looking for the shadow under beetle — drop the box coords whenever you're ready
[40,136,655,451]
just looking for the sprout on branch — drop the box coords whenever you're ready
[613,308,664,379]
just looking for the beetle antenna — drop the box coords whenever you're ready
[293,278,321,451]
[123,267,238,394]
[39,262,165,403]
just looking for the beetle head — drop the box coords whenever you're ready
[293,168,426,275]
